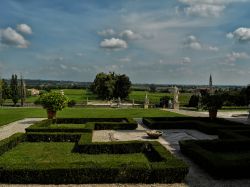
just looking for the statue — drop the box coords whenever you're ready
[117,97,121,108]
[173,86,179,110]
[168,99,173,109]
[144,94,149,109]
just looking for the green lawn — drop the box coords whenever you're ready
[10,89,192,106]
[0,142,148,168]
[128,91,192,105]
[0,108,184,127]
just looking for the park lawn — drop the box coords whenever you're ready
[0,142,148,168]
[0,108,184,127]
[128,91,192,106]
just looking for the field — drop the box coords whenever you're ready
[15,89,191,106]
[0,108,184,127]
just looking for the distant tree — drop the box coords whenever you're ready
[91,72,131,100]
[10,74,19,106]
[149,84,157,93]
[1,79,10,102]
[19,75,26,107]
[188,95,200,108]
[0,79,2,106]
[113,74,131,99]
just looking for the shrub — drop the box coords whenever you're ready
[0,133,26,155]
[26,132,82,142]
[180,139,250,178]
[68,99,76,107]
[39,91,69,119]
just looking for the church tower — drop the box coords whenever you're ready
[209,74,213,94]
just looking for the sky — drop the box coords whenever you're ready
[1,0,250,85]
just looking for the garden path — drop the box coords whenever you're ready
[0,118,45,141]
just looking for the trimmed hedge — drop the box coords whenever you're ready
[0,133,26,155]
[218,129,250,140]
[0,141,188,184]
[26,132,82,142]
[180,139,250,178]
[26,118,137,133]
[143,117,250,135]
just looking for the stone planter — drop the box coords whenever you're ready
[47,110,56,119]
[146,130,163,139]
[209,109,218,119]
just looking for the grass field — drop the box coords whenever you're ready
[128,91,192,106]
[4,89,192,106]
[0,108,184,127]
[0,142,148,168]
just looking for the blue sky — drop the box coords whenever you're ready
[1,0,250,85]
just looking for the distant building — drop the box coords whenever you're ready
[209,74,214,94]
[28,88,40,96]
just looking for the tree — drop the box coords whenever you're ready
[20,75,26,107]
[201,94,223,119]
[90,72,131,100]
[40,91,69,119]
[188,95,200,108]
[113,74,131,99]
[149,84,157,93]
[10,74,19,106]
[0,79,2,106]
[1,79,10,104]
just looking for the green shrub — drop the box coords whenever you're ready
[0,133,26,155]
[180,139,250,178]
[26,132,82,142]
[68,99,76,107]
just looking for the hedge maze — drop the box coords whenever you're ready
[0,117,188,184]
[143,117,250,179]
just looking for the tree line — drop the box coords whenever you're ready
[0,74,26,106]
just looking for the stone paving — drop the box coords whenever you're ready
[0,118,45,141]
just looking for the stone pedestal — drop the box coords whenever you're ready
[173,102,179,110]
[144,104,148,109]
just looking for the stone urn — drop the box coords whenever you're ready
[146,130,163,139]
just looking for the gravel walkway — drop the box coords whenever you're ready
[0,118,45,141]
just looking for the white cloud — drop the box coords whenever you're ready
[76,52,84,57]
[183,35,219,51]
[184,4,225,17]
[118,57,131,62]
[179,0,248,17]
[183,35,202,50]
[226,51,249,62]
[181,57,192,64]
[60,64,67,69]
[208,46,219,52]
[0,27,29,48]
[227,27,250,41]
[16,24,32,34]
[97,29,115,36]
[100,38,127,49]
[119,29,142,40]
[71,66,81,72]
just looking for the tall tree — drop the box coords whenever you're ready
[1,79,10,103]
[91,72,131,100]
[113,74,131,99]
[20,75,26,106]
[10,74,19,106]
[0,79,3,106]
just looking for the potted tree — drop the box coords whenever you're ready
[40,91,69,119]
[201,94,223,119]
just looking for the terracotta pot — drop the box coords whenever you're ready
[209,109,217,119]
[47,110,56,119]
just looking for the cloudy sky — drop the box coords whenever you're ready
[1,0,250,85]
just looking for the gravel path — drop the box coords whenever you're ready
[0,118,45,141]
